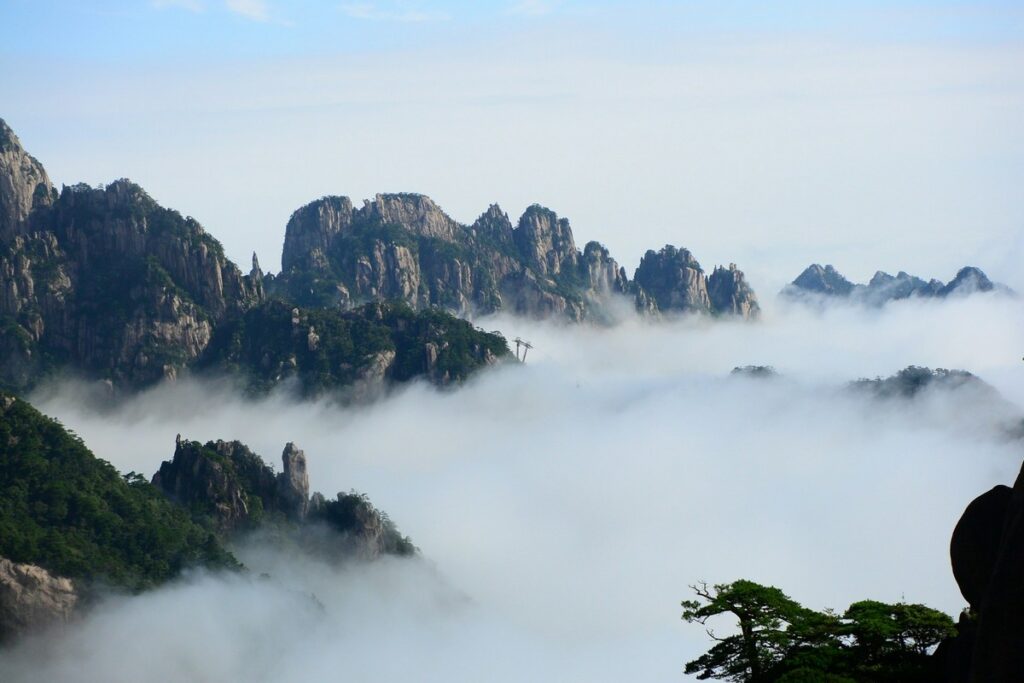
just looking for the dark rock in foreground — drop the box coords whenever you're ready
[935,460,1024,681]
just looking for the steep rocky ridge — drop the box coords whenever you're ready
[197,300,507,397]
[272,194,758,322]
[152,435,415,559]
[783,263,1009,306]
[0,119,53,239]
[0,391,415,641]
[0,118,508,395]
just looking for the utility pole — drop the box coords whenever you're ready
[513,337,534,363]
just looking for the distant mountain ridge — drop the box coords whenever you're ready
[782,263,1010,305]
[271,193,761,321]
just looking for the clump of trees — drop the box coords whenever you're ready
[681,580,955,682]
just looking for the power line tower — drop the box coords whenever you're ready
[513,337,534,363]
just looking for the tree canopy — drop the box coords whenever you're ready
[681,580,955,682]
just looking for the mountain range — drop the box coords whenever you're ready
[782,263,1010,306]
[0,117,758,396]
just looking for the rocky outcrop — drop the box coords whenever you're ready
[632,246,711,314]
[274,194,757,322]
[198,300,507,397]
[0,119,53,239]
[0,148,265,390]
[0,557,78,641]
[790,263,855,297]
[0,119,509,396]
[939,267,996,297]
[153,436,314,530]
[151,435,413,559]
[277,442,310,520]
[936,459,1024,681]
[708,264,761,318]
[783,263,1010,306]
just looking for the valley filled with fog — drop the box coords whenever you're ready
[3,294,1022,682]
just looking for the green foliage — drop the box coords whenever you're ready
[199,300,508,397]
[0,395,237,590]
[681,580,955,682]
[316,491,416,557]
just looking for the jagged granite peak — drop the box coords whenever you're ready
[632,245,712,314]
[0,118,53,239]
[513,204,579,278]
[152,435,414,559]
[153,437,273,532]
[791,263,855,296]
[582,241,628,297]
[939,266,995,297]
[281,195,355,271]
[708,263,761,318]
[785,263,1009,306]
[470,203,516,250]
[364,192,460,241]
[273,189,760,322]
[277,442,310,520]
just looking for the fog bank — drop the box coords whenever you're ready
[6,295,1024,681]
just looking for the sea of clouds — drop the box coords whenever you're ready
[2,294,1023,681]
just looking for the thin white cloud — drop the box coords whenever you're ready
[152,0,205,11]
[225,0,270,22]
[506,0,557,16]
[341,2,448,22]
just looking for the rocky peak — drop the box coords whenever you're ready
[707,263,760,319]
[471,203,516,250]
[632,245,711,314]
[152,437,263,532]
[514,204,578,277]
[281,195,355,271]
[0,118,53,239]
[791,264,855,296]
[362,193,460,241]
[940,266,995,297]
[581,241,628,297]
[277,442,310,520]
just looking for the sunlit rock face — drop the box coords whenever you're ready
[275,194,757,322]
[0,119,508,395]
[0,557,78,642]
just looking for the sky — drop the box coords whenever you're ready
[2,1,1023,293]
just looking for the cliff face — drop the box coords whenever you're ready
[0,127,265,391]
[631,246,760,318]
[273,194,756,322]
[0,119,508,395]
[153,437,311,532]
[152,435,414,559]
[0,557,78,642]
[0,120,53,239]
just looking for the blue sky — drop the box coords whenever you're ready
[2,1,1023,288]
[4,1,1022,61]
